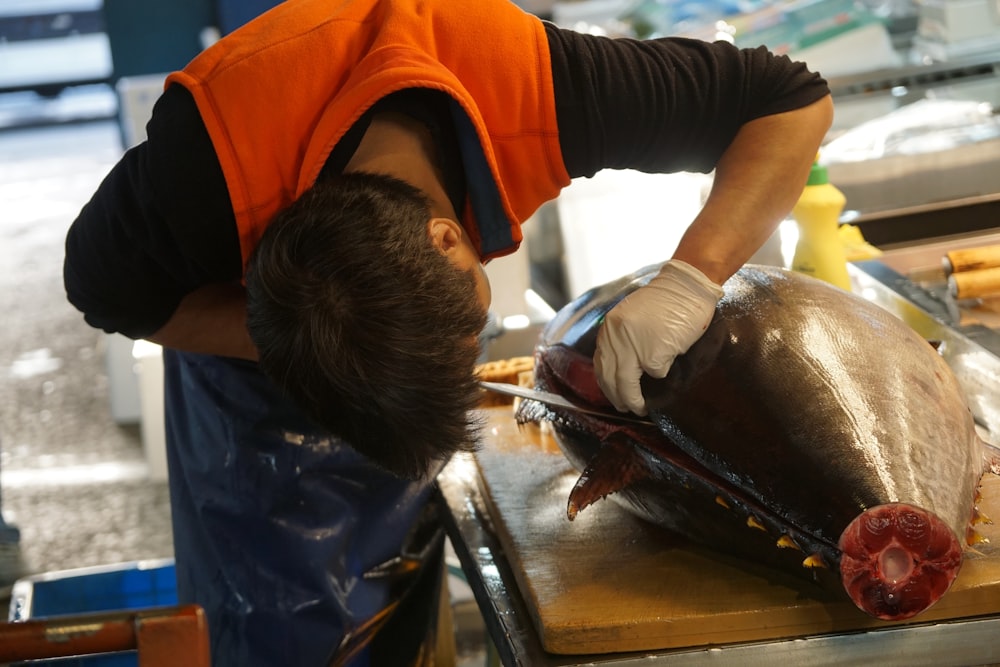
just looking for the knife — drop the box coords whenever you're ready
[479,381,655,426]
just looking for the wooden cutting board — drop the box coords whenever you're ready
[473,407,1000,656]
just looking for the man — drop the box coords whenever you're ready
[64,0,833,663]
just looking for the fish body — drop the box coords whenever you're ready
[518,263,1000,620]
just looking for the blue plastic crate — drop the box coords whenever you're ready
[7,558,177,667]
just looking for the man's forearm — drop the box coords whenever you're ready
[672,94,835,285]
[147,283,259,361]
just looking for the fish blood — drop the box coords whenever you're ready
[839,503,962,620]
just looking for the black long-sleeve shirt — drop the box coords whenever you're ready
[64,24,828,339]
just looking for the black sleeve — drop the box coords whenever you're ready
[544,24,830,179]
[64,84,242,339]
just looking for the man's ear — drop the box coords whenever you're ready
[427,217,464,256]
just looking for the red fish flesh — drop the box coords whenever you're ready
[517,264,1000,621]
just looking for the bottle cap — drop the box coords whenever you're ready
[806,161,829,186]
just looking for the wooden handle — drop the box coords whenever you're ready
[942,244,1000,275]
[948,267,1000,299]
[0,605,211,666]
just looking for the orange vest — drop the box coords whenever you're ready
[166,0,570,270]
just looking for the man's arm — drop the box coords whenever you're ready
[146,283,258,360]
[672,95,834,284]
[545,26,835,414]
[594,95,833,415]
[546,28,832,180]
[64,85,246,351]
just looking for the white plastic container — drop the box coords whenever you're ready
[132,340,167,481]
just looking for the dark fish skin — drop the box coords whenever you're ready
[517,263,1000,621]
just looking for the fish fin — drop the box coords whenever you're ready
[982,437,1000,476]
[972,505,993,526]
[567,434,649,520]
[966,526,990,546]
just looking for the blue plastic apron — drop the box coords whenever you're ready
[162,350,441,666]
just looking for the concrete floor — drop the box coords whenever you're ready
[0,95,174,586]
[0,87,490,665]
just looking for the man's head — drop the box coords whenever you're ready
[246,172,489,479]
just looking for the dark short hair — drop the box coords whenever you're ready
[246,172,487,478]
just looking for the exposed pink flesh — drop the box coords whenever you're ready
[838,503,962,620]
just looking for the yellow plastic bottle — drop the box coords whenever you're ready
[790,157,852,291]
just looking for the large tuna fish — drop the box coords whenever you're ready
[516,263,1000,621]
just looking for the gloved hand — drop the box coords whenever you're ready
[594,259,724,415]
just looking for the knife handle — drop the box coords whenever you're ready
[948,266,1000,299]
[942,244,1000,275]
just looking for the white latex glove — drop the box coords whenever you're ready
[594,259,724,415]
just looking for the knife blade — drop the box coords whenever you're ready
[479,381,655,426]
